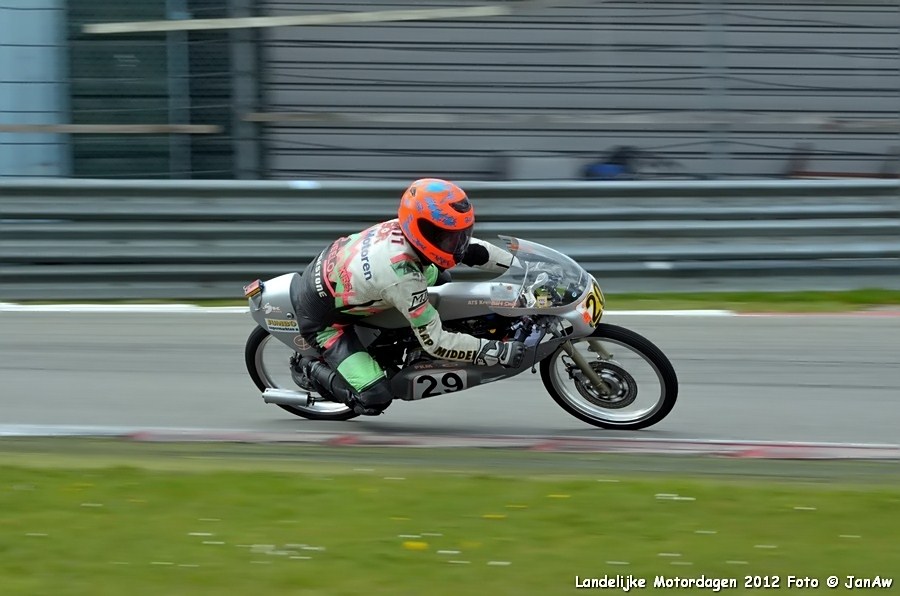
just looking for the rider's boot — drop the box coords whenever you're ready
[299,357,389,416]
[290,357,315,392]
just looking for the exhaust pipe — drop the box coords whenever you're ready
[262,388,311,407]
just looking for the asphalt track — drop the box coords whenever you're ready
[1,309,898,445]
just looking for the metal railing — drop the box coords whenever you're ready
[1,179,899,300]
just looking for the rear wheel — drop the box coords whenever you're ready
[244,325,358,421]
[540,323,678,430]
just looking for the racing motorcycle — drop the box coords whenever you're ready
[243,236,678,430]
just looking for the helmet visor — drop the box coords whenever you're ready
[418,219,473,262]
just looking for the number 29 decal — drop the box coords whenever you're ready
[412,370,468,400]
[581,279,605,327]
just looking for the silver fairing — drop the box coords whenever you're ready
[247,273,319,356]
[360,269,599,335]
[361,281,496,328]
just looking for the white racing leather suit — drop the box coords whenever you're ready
[296,218,518,412]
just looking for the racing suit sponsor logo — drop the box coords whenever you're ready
[374,220,405,245]
[409,290,428,312]
[415,325,434,346]
[266,318,300,333]
[313,254,327,298]
[339,266,353,294]
[360,231,374,281]
[433,346,477,361]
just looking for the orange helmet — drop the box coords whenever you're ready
[398,178,475,270]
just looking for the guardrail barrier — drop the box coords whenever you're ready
[1,179,898,300]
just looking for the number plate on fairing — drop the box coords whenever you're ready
[411,370,469,400]
[578,279,605,327]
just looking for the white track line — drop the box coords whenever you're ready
[5,303,895,318]
[0,303,733,316]
[0,303,249,314]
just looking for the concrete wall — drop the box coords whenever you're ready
[0,0,68,176]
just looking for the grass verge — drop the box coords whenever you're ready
[14,289,900,313]
[605,288,900,313]
[1,439,898,595]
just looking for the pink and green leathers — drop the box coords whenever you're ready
[298,219,514,392]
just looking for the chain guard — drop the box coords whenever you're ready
[570,360,638,409]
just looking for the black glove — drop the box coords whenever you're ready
[460,243,490,267]
[475,340,526,368]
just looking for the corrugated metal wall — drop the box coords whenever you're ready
[184,0,235,179]
[0,0,67,176]
[66,0,233,178]
[258,0,900,180]
[67,0,171,177]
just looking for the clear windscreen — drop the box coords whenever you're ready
[489,236,589,310]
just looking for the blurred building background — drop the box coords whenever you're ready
[1,0,899,180]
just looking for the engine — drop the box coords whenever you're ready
[443,314,513,341]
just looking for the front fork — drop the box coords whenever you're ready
[561,339,613,394]
[588,339,613,359]
[524,316,612,394]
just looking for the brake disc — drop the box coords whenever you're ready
[571,360,638,409]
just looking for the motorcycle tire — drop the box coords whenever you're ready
[540,323,678,430]
[244,325,359,421]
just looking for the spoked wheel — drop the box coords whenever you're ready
[540,323,678,430]
[244,326,358,421]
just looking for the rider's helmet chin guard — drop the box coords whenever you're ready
[398,178,474,270]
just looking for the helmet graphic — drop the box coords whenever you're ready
[398,178,474,270]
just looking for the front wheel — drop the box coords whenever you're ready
[244,325,358,421]
[540,323,678,430]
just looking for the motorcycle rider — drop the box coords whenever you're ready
[296,178,526,416]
